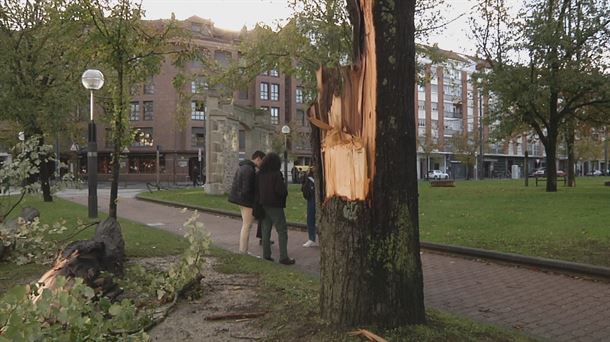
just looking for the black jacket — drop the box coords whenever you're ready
[256,170,288,208]
[228,160,257,208]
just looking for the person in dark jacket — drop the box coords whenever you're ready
[256,152,295,265]
[228,150,265,254]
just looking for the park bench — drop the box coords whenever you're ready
[430,179,455,187]
[532,175,567,186]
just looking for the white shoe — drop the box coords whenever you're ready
[302,240,318,248]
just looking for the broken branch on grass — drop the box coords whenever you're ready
[204,311,267,321]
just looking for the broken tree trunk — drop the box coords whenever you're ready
[310,0,425,328]
[35,217,125,299]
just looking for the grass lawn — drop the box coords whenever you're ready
[0,195,188,292]
[140,177,610,267]
[211,246,535,342]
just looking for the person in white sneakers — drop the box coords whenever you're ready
[301,168,317,248]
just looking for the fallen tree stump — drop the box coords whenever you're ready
[35,217,125,299]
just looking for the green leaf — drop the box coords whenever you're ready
[108,304,123,316]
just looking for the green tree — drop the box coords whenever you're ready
[220,0,449,95]
[471,0,610,192]
[0,0,85,202]
[451,132,480,180]
[81,0,194,218]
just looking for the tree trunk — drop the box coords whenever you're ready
[566,121,576,187]
[545,126,558,192]
[313,0,425,328]
[108,64,127,219]
[31,128,53,202]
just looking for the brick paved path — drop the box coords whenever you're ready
[59,189,610,342]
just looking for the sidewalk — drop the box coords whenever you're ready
[58,189,610,342]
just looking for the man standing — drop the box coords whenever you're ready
[228,150,266,254]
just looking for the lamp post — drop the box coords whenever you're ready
[281,125,290,187]
[81,69,104,219]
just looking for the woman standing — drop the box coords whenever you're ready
[256,152,295,265]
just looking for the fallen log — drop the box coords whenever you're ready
[204,311,266,321]
[348,329,388,342]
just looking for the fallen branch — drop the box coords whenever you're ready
[204,311,266,321]
[348,329,388,342]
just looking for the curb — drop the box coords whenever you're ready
[136,194,610,280]
[136,194,307,231]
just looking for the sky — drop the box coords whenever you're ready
[139,0,521,56]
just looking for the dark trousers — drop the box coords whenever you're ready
[306,197,316,242]
[261,206,288,260]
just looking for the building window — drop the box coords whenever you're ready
[270,107,279,125]
[261,70,269,76]
[296,87,304,104]
[297,109,305,125]
[418,119,426,127]
[128,155,164,174]
[132,128,154,147]
[191,100,206,120]
[431,84,438,93]
[214,50,232,68]
[260,82,269,100]
[418,100,425,111]
[270,83,279,101]
[191,77,208,93]
[260,106,269,112]
[191,127,205,147]
[269,69,279,77]
[143,101,154,120]
[129,102,140,121]
[143,77,154,94]
[431,102,438,112]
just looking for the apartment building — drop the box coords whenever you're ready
[415,47,549,179]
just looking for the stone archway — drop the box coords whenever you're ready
[204,97,274,195]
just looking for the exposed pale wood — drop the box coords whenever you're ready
[348,329,388,342]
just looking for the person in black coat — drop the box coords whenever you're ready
[256,152,295,265]
[228,150,265,254]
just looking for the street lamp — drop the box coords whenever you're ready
[81,69,104,219]
[281,125,290,187]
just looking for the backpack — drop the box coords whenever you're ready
[301,177,315,200]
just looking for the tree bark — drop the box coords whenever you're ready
[545,125,558,192]
[108,66,125,219]
[314,0,425,328]
[566,120,576,187]
[31,128,53,202]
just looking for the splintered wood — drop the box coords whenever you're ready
[308,0,377,201]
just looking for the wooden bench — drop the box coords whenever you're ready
[532,175,567,186]
[430,179,455,187]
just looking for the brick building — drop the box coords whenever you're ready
[87,16,311,184]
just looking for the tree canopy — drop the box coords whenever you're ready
[472,0,610,191]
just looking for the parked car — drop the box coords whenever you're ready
[531,168,545,177]
[428,170,449,179]
[592,170,603,176]
[531,168,566,177]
